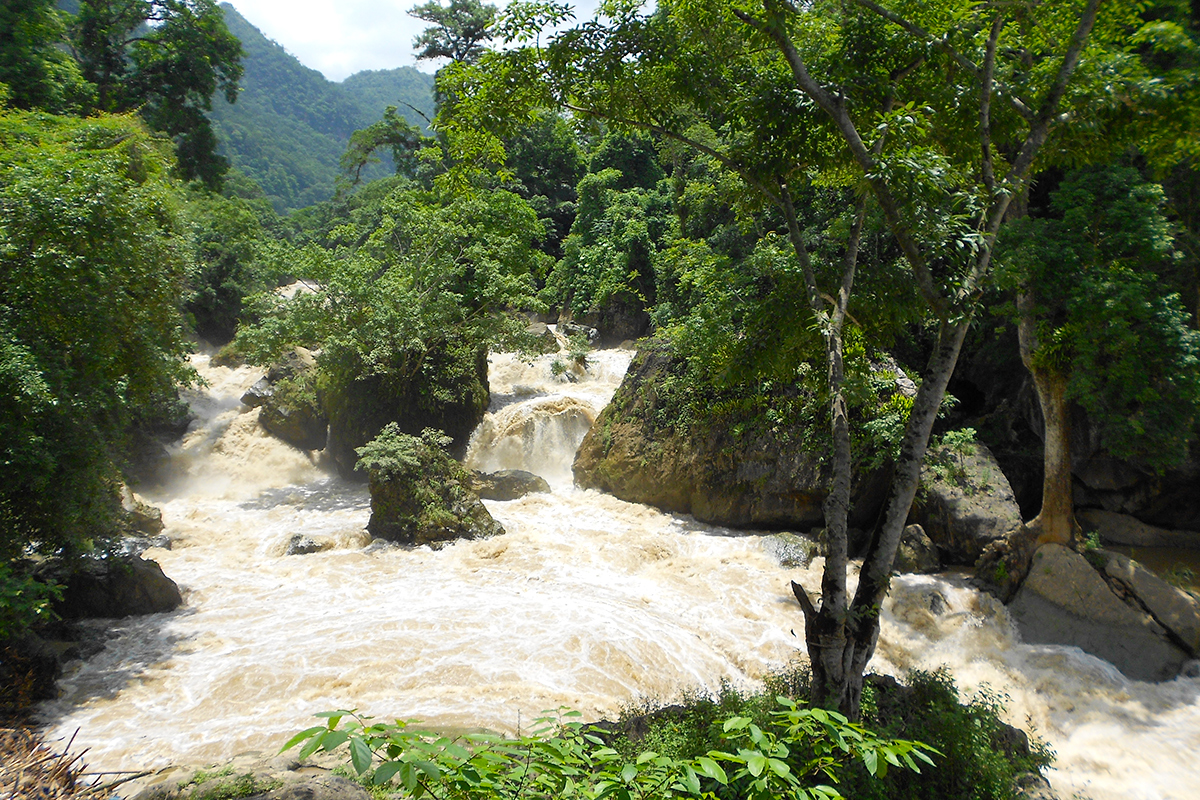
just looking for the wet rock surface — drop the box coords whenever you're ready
[1008,544,1194,681]
[41,554,182,620]
[574,343,890,530]
[908,443,1022,565]
[1077,508,1200,549]
[469,469,551,501]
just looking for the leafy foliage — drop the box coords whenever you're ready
[1001,165,1200,472]
[282,696,933,800]
[0,109,194,558]
[0,562,60,641]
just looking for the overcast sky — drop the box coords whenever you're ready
[226,0,603,82]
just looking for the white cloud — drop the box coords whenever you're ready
[226,0,604,82]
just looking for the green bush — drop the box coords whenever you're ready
[283,696,934,800]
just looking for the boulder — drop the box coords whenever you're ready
[908,442,1022,565]
[260,393,327,451]
[1077,509,1200,549]
[525,321,561,354]
[50,555,182,620]
[1100,549,1200,654]
[284,535,332,556]
[559,321,600,345]
[470,469,552,501]
[240,377,274,408]
[1008,544,1189,681]
[762,532,820,568]
[361,427,505,548]
[893,524,941,574]
[574,343,891,531]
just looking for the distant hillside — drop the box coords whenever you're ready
[211,3,435,212]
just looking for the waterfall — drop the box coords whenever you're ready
[34,349,1200,800]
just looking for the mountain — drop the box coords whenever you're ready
[210,4,435,212]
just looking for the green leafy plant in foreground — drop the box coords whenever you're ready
[282,698,935,800]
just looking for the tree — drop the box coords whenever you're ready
[1004,166,1200,525]
[0,0,89,112]
[410,0,498,64]
[70,0,243,187]
[441,0,1160,717]
[0,109,193,559]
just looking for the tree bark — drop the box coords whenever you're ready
[1017,291,1077,545]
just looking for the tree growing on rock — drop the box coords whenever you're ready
[1003,165,1200,542]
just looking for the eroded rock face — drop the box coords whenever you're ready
[1008,544,1192,681]
[243,347,328,451]
[908,443,1023,565]
[573,343,890,531]
[470,469,551,501]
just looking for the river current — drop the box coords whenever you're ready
[36,347,1200,800]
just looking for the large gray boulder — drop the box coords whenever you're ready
[242,347,328,451]
[1100,549,1200,654]
[49,554,182,620]
[908,442,1022,565]
[1009,544,1190,681]
[574,342,892,531]
[470,469,551,500]
[1077,509,1200,549]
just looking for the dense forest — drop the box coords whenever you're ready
[3,0,1200,797]
[209,4,436,212]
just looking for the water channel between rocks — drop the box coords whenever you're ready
[35,348,1200,800]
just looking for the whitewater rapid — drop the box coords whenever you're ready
[36,347,1200,800]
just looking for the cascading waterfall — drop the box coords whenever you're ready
[35,347,1200,800]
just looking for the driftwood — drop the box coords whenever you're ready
[0,726,149,800]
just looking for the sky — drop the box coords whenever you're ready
[225,0,603,82]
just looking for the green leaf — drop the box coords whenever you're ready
[723,716,751,732]
[349,737,373,775]
[373,762,405,785]
[620,763,638,783]
[682,765,701,794]
[279,726,324,754]
[862,749,878,776]
[746,752,768,777]
[696,757,728,785]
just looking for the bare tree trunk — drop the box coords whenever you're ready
[1017,291,1077,545]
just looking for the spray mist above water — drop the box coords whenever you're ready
[34,347,1200,800]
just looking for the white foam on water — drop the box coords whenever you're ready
[35,349,1200,799]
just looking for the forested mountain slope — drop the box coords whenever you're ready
[210,3,434,212]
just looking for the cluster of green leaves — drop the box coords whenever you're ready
[0,562,60,641]
[0,109,194,559]
[283,696,933,800]
[1000,165,1200,472]
[355,425,454,482]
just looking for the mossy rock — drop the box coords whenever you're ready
[359,426,504,547]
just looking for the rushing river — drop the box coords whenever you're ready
[36,347,1200,800]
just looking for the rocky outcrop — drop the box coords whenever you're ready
[470,469,551,500]
[360,426,504,548]
[129,753,370,800]
[1008,544,1198,681]
[908,442,1023,565]
[894,524,941,574]
[46,555,182,620]
[573,343,891,531]
[1077,509,1200,549]
[243,347,329,451]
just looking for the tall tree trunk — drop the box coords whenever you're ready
[1017,290,1077,545]
[805,317,972,719]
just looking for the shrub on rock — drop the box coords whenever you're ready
[356,425,504,547]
